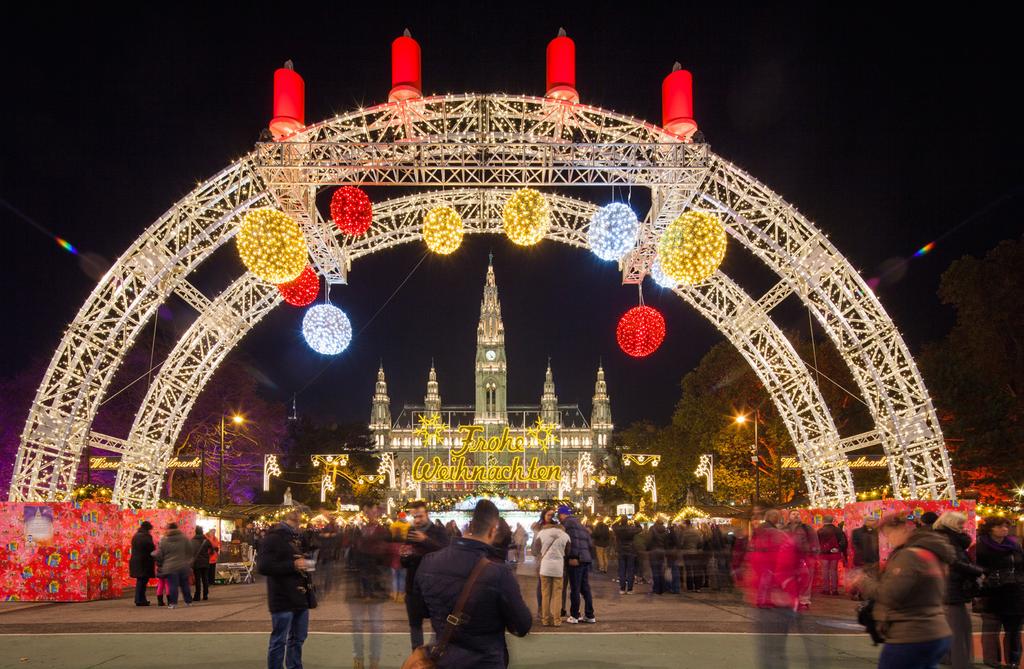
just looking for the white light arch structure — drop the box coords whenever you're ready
[8,94,953,508]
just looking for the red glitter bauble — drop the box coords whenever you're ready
[330,186,373,235]
[277,266,319,307]
[616,305,666,358]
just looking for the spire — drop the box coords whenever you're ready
[370,364,391,438]
[425,362,442,416]
[591,361,612,439]
[478,259,504,342]
[541,359,559,425]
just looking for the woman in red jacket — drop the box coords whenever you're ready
[206,529,221,590]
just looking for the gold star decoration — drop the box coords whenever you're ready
[413,414,448,446]
[527,417,560,454]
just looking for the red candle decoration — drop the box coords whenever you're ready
[277,266,319,307]
[616,305,666,358]
[330,186,373,236]
[662,63,698,140]
[389,31,422,102]
[269,63,305,140]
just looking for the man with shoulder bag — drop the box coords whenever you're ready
[405,499,532,669]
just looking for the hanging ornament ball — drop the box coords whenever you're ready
[616,305,666,358]
[277,265,320,307]
[502,188,550,246]
[649,257,679,289]
[330,186,373,236]
[302,304,352,355]
[588,203,640,261]
[657,211,727,285]
[236,208,308,283]
[423,206,464,255]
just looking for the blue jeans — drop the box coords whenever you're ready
[567,562,594,618]
[166,569,193,606]
[669,563,681,594]
[617,554,636,592]
[350,601,383,663]
[269,609,309,669]
[878,637,951,669]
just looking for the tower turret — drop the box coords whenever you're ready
[424,361,442,416]
[591,362,613,447]
[540,359,559,425]
[370,364,392,447]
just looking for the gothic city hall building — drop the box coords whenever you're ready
[370,259,612,502]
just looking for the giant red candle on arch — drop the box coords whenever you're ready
[269,60,305,140]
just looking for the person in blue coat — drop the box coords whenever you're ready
[413,499,532,669]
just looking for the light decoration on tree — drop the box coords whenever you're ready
[588,203,639,261]
[330,186,373,236]
[616,305,666,358]
[657,210,728,285]
[422,206,464,254]
[302,304,352,355]
[649,257,679,289]
[235,208,308,283]
[502,188,550,246]
[276,265,319,307]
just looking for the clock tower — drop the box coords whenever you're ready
[474,256,508,425]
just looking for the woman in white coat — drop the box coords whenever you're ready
[533,509,571,626]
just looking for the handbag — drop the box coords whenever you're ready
[857,599,884,645]
[401,556,490,669]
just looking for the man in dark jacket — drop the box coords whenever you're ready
[852,516,880,567]
[257,510,312,669]
[402,500,449,650]
[129,521,156,606]
[557,505,596,623]
[612,517,640,594]
[414,499,532,669]
[190,526,212,601]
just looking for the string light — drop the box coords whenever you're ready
[235,208,308,283]
[277,266,319,307]
[330,186,373,236]
[649,257,679,289]
[657,211,727,285]
[422,206,464,254]
[588,203,640,261]
[302,304,352,355]
[502,188,550,246]
[616,305,666,358]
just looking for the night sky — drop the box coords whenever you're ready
[2,5,1021,431]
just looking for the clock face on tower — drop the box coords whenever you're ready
[485,349,497,361]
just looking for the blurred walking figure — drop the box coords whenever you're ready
[190,526,212,601]
[975,515,1024,669]
[785,510,819,609]
[206,529,220,589]
[257,510,312,669]
[852,513,954,669]
[678,520,704,592]
[613,516,640,594]
[748,509,825,669]
[512,523,527,567]
[647,520,671,595]
[157,522,193,609]
[817,515,846,595]
[533,511,570,626]
[348,503,390,669]
[592,519,611,574]
[933,511,983,669]
[390,511,411,602]
[130,521,155,606]
[413,499,532,668]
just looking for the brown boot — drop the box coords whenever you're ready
[353,659,364,669]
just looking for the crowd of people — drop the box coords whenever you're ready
[236,499,1023,669]
[129,521,220,608]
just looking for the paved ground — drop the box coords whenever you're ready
[0,567,948,667]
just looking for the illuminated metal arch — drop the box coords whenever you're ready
[112,189,851,507]
[10,94,951,506]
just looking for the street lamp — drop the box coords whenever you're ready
[219,413,245,506]
[735,411,759,504]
